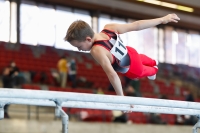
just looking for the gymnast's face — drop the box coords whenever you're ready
[70,36,93,51]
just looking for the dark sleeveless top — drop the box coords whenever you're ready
[93,29,130,73]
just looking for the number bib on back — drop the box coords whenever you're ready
[109,34,128,61]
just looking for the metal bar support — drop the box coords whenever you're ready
[0,103,5,120]
[0,102,9,120]
[193,115,200,133]
[54,100,69,133]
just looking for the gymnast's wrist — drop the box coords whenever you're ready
[160,17,164,24]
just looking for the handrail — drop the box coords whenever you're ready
[0,89,200,110]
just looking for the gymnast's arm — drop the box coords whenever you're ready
[104,13,180,34]
[90,46,124,96]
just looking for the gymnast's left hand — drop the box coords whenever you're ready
[161,13,180,24]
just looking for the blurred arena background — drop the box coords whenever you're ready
[0,0,200,133]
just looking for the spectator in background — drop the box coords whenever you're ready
[149,113,166,125]
[175,115,185,125]
[184,90,194,102]
[2,67,14,119]
[57,56,68,88]
[149,94,167,125]
[159,94,168,99]
[129,79,141,97]
[50,69,60,86]
[108,83,115,92]
[124,76,131,87]
[125,85,136,97]
[2,67,13,88]
[29,71,36,83]
[9,61,22,87]
[113,111,128,123]
[40,71,47,84]
[96,87,104,94]
[10,61,20,75]
[182,90,197,125]
[68,58,77,88]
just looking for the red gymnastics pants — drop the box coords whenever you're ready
[123,46,158,79]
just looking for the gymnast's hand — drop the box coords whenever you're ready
[161,13,180,24]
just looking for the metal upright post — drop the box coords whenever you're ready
[62,115,69,133]
[0,106,4,120]
[0,103,6,120]
[54,100,69,133]
[193,116,200,133]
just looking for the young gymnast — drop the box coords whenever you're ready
[65,13,180,96]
